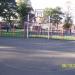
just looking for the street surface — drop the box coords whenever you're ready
[0,38,75,75]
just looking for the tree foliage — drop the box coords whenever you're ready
[0,0,17,24]
[51,7,63,25]
[43,7,64,28]
[63,15,73,29]
[17,2,32,26]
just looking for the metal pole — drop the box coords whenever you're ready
[0,23,1,36]
[27,14,29,38]
[48,16,50,39]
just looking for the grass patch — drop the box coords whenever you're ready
[0,30,75,40]
[30,35,75,40]
[0,31,24,38]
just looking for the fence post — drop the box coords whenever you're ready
[27,14,29,38]
[0,24,1,36]
[48,16,50,39]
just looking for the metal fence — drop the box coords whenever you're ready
[0,22,75,40]
[0,9,75,40]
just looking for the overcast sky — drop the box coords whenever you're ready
[31,0,75,9]
[31,0,75,24]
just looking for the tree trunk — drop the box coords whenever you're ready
[70,28,71,35]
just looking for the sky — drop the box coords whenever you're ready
[31,0,75,24]
[31,0,75,9]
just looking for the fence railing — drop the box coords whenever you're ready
[0,23,75,40]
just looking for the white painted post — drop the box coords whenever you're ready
[27,14,29,38]
[48,16,50,39]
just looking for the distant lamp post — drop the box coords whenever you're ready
[26,10,34,38]
[48,16,50,39]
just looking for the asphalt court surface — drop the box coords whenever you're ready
[0,38,75,75]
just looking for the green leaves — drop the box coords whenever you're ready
[17,2,32,27]
[17,2,32,19]
[43,7,63,25]
[0,1,17,22]
[43,8,53,16]
[63,16,73,29]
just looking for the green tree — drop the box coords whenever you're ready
[0,0,17,31]
[51,7,63,29]
[63,14,73,34]
[17,2,32,28]
[43,8,53,23]
[43,8,53,17]
[0,1,5,16]
[43,7,64,29]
